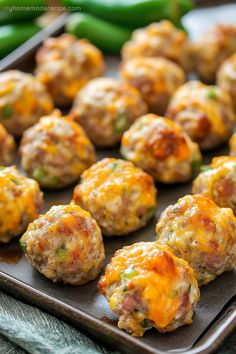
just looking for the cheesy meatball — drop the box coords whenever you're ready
[98,242,199,337]
[192,24,236,82]
[166,81,235,150]
[121,114,202,184]
[0,123,15,166]
[0,70,53,137]
[121,20,190,71]
[20,204,105,285]
[217,53,236,111]
[0,166,43,243]
[73,158,157,236]
[120,57,185,115]
[70,78,147,147]
[192,156,236,214]
[156,194,236,285]
[36,34,105,106]
[20,110,95,189]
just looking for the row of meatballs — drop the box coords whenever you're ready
[1,108,236,189]
[0,155,236,337]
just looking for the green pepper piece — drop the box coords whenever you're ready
[20,239,27,254]
[32,167,47,182]
[114,112,129,133]
[122,265,136,278]
[56,247,67,261]
[109,162,119,170]
[200,164,211,172]
[66,13,132,54]
[141,319,151,328]
[207,89,218,100]
[191,159,201,176]
[2,105,14,119]
[63,0,194,28]
[0,166,6,171]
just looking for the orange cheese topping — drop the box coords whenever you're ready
[99,242,198,329]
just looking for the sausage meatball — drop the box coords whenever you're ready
[121,20,190,71]
[36,34,105,106]
[192,156,236,214]
[73,158,157,236]
[120,57,185,115]
[192,24,236,82]
[0,70,53,137]
[0,123,15,166]
[70,78,147,147]
[0,166,43,243]
[156,194,236,285]
[120,114,202,184]
[20,204,105,285]
[229,133,236,156]
[217,53,236,111]
[20,110,95,189]
[166,81,235,150]
[98,242,199,337]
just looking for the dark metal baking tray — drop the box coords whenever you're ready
[0,11,235,354]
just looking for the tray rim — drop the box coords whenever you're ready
[0,11,236,354]
[0,270,235,354]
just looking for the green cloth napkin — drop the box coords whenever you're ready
[0,290,235,354]
[0,291,119,354]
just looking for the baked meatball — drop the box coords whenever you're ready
[192,24,236,82]
[70,78,147,147]
[120,57,185,115]
[229,133,236,156]
[192,156,236,214]
[20,204,105,285]
[20,110,95,189]
[121,20,190,71]
[166,81,235,150]
[156,194,236,285]
[73,158,157,236]
[121,114,202,184]
[0,70,53,137]
[217,53,236,111]
[98,242,199,337]
[0,166,43,243]
[36,34,105,106]
[0,123,15,166]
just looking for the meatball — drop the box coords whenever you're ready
[0,70,53,137]
[98,242,199,337]
[0,166,43,243]
[192,156,236,214]
[156,194,236,285]
[20,110,95,189]
[36,34,105,106]
[120,57,185,115]
[0,123,15,166]
[229,133,236,156]
[192,24,236,82]
[166,81,235,150]
[121,20,190,71]
[217,53,236,111]
[70,78,147,147]
[120,114,202,184]
[73,158,157,236]
[20,204,105,285]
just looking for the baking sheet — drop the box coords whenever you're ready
[0,4,236,354]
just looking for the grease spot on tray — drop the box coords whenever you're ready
[0,248,23,264]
